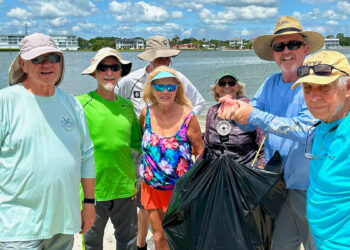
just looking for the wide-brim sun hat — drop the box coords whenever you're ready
[8,33,65,86]
[253,16,325,61]
[81,47,132,77]
[291,51,350,89]
[138,35,180,61]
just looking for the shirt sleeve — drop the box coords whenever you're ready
[179,72,206,116]
[76,100,95,178]
[245,77,317,142]
[129,101,143,153]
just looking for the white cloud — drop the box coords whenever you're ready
[326,20,338,25]
[294,8,346,21]
[19,0,98,18]
[110,1,169,23]
[49,17,68,27]
[337,1,350,15]
[166,0,278,8]
[171,11,184,19]
[241,28,250,36]
[7,8,32,19]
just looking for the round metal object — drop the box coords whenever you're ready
[216,120,231,136]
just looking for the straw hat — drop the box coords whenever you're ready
[138,36,180,61]
[253,16,324,61]
[8,33,64,86]
[292,51,350,89]
[81,47,132,77]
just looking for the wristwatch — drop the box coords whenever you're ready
[83,198,96,205]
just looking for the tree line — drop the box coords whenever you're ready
[77,36,253,51]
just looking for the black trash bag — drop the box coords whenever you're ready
[162,150,287,250]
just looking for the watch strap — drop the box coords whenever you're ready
[83,198,96,205]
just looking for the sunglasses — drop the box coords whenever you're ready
[152,84,178,92]
[297,64,349,78]
[31,54,61,64]
[271,40,304,52]
[96,64,122,72]
[218,80,237,87]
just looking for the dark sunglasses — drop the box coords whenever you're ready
[152,84,178,92]
[31,54,61,64]
[271,40,304,52]
[297,64,349,78]
[218,80,237,87]
[96,64,122,72]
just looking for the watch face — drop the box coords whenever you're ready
[216,120,231,136]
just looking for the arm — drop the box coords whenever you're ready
[179,72,206,116]
[139,107,147,131]
[203,108,211,146]
[187,115,204,160]
[80,178,95,234]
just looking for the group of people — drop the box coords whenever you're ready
[0,15,349,250]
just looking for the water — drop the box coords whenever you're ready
[2,48,350,109]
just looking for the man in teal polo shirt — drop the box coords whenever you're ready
[292,50,350,250]
[77,47,142,250]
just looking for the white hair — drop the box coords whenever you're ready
[337,76,349,88]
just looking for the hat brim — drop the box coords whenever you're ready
[8,52,65,86]
[137,48,180,61]
[253,31,325,61]
[81,54,132,77]
[291,74,340,89]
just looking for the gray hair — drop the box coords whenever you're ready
[337,76,349,88]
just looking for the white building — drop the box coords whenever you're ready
[229,38,243,49]
[0,34,79,50]
[115,38,144,49]
[324,38,340,48]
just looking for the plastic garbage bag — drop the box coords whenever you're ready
[162,149,287,250]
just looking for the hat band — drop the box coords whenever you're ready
[274,27,302,34]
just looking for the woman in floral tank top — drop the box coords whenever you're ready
[139,66,203,250]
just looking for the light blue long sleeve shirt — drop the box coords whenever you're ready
[307,113,350,249]
[0,85,95,241]
[241,73,316,190]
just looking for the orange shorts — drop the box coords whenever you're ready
[141,181,173,213]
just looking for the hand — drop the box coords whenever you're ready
[217,96,240,120]
[80,203,95,234]
[231,100,253,125]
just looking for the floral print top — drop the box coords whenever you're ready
[140,106,194,190]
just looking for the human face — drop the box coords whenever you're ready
[271,34,308,74]
[302,80,349,123]
[21,52,61,88]
[94,57,122,91]
[215,76,238,99]
[151,57,171,68]
[152,77,178,106]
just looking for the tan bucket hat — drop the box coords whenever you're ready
[292,51,350,89]
[138,36,180,61]
[8,33,64,86]
[81,47,132,77]
[253,16,324,61]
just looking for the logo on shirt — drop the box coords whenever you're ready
[61,117,74,132]
[133,91,141,98]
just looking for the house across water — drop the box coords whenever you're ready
[0,34,79,50]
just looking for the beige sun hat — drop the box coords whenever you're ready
[8,33,64,86]
[253,16,324,61]
[81,47,132,77]
[291,51,350,89]
[137,36,180,61]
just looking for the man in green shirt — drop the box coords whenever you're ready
[77,48,142,250]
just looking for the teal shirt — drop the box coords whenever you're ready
[307,112,350,249]
[77,91,142,201]
[0,85,95,241]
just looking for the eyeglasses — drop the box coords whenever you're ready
[152,84,178,92]
[31,54,61,64]
[218,80,237,87]
[271,40,304,52]
[96,64,122,72]
[304,121,338,160]
[297,64,349,78]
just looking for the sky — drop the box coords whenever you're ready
[0,0,350,40]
